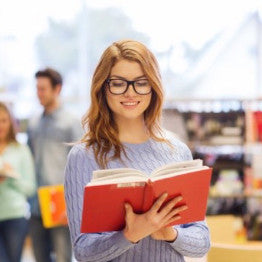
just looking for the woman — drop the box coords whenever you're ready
[64,40,210,262]
[0,102,36,262]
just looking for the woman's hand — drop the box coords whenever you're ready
[150,226,177,242]
[150,196,188,241]
[3,162,14,173]
[0,162,15,180]
[0,162,10,183]
[123,193,187,243]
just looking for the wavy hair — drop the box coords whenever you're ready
[81,40,168,168]
[0,102,17,143]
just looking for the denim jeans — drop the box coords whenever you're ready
[0,217,29,262]
[29,216,72,262]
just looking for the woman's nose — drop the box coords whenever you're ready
[124,83,137,97]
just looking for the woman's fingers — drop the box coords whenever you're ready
[123,197,187,243]
[150,192,168,214]
[163,205,188,223]
[164,215,182,227]
[158,196,183,216]
[150,194,185,218]
[124,203,134,220]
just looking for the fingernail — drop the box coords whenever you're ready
[177,196,183,201]
[163,193,168,197]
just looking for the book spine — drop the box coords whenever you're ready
[142,179,154,212]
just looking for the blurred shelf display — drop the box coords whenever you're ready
[209,192,262,199]
[162,98,262,241]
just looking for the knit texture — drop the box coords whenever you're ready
[64,132,210,262]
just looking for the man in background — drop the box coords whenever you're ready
[27,68,81,262]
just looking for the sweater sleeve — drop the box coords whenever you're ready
[64,146,136,262]
[167,136,211,257]
[168,221,210,257]
[9,144,36,197]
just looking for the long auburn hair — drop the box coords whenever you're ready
[0,102,17,143]
[81,40,168,168]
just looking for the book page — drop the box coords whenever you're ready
[152,165,206,177]
[150,166,209,182]
[151,159,203,177]
[93,168,145,180]
[87,176,147,186]
[93,172,146,182]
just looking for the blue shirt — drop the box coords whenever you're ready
[28,106,82,216]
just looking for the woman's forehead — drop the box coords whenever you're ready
[110,59,144,79]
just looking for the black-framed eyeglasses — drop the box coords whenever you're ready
[105,78,152,95]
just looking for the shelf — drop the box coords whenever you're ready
[209,192,262,199]
[209,195,246,199]
[193,144,244,154]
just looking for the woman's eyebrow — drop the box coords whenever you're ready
[134,75,146,80]
[110,75,146,80]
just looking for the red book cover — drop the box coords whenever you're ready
[254,111,262,142]
[50,190,67,224]
[81,167,212,233]
[38,185,67,228]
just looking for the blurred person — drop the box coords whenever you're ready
[64,40,210,262]
[27,68,81,262]
[0,102,36,262]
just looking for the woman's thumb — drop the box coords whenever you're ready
[125,203,132,214]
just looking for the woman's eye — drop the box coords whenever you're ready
[136,80,148,86]
[111,80,125,87]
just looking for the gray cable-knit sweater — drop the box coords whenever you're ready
[64,134,210,262]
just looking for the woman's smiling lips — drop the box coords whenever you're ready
[120,101,140,109]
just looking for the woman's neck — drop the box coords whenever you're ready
[116,117,149,144]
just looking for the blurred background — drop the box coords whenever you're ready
[1,0,262,117]
[1,0,262,261]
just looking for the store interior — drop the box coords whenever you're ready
[162,98,262,261]
[1,1,262,261]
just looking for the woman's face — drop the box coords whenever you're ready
[105,59,152,122]
[0,110,11,142]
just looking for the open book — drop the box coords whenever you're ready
[81,159,212,233]
[38,185,68,228]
